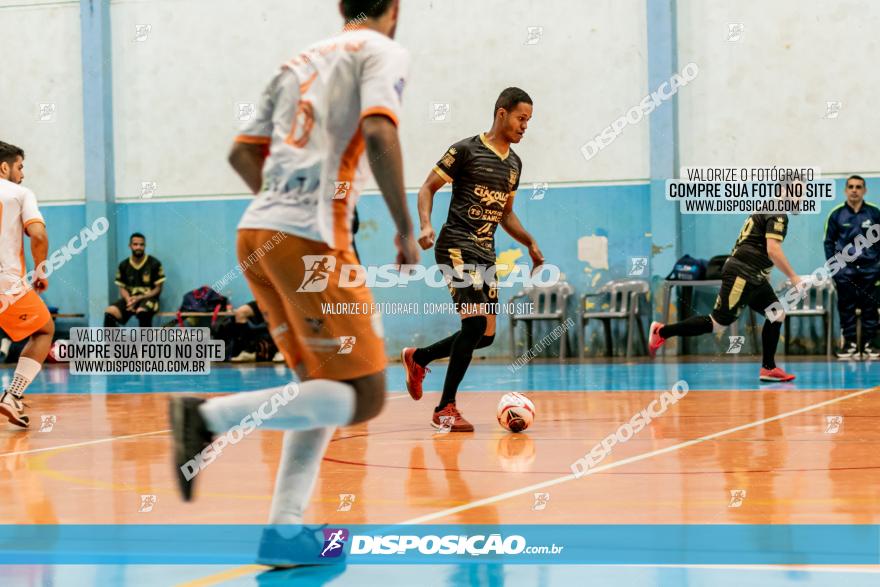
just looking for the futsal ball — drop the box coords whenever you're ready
[496,392,535,433]
[47,339,69,363]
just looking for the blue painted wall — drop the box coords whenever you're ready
[34,183,652,357]
[27,205,87,314]
[34,176,854,356]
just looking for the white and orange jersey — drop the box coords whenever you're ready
[236,27,409,251]
[0,178,45,280]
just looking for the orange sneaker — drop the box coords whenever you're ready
[401,347,429,400]
[648,321,666,358]
[759,367,795,382]
[432,402,474,432]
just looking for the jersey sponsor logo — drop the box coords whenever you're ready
[467,205,503,223]
[508,169,518,189]
[474,185,508,208]
[441,148,456,169]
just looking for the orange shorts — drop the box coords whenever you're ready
[0,289,52,342]
[237,229,386,381]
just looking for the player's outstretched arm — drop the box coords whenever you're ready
[767,238,800,286]
[228,142,267,195]
[500,194,544,267]
[361,115,418,265]
[416,172,445,250]
[26,222,49,292]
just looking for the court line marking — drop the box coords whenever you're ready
[174,565,266,587]
[0,429,169,458]
[176,385,879,586]
[0,394,410,460]
[400,385,879,524]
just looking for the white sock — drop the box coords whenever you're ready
[8,357,41,398]
[199,379,356,434]
[269,427,335,527]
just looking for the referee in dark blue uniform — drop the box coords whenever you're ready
[824,175,880,358]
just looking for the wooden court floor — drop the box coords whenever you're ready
[1,362,878,526]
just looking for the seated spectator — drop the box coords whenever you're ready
[104,233,165,327]
[227,301,282,363]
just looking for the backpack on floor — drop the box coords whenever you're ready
[176,286,230,327]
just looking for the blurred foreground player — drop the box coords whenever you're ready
[650,210,802,382]
[0,141,54,427]
[170,0,418,566]
[401,88,544,431]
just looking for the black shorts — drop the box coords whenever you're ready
[434,245,499,314]
[711,270,779,325]
[110,298,157,324]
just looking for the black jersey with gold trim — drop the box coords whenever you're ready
[115,255,166,296]
[432,134,522,262]
[727,214,788,282]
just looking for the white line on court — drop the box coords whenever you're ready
[0,429,169,459]
[400,385,879,524]
[0,394,412,459]
[8,397,417,499]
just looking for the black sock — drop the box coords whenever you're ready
[414,333,494,367]
[762,319,782,369]
[436,316,487,411]
[413,333,456,367]
[137,312,153,328]
[104,313,119,327]
[659,315,713,339]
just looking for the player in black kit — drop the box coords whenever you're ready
[400,87,544,431]
[104,232,166,327]
[649,212,803,382]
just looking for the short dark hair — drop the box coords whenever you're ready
[130,232,146,243]
[341,0,394,20]
[847,174,866,187]
[0,141,24,168]
[494,87,532,118]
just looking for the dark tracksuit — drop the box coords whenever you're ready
[823,202,880,343]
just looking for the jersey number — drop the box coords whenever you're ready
[735,217,754,247]
[285,100,314,148]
